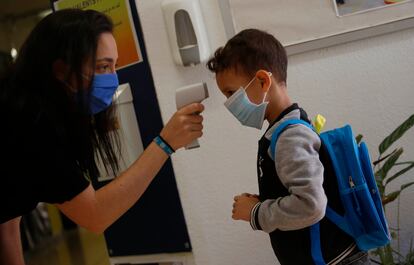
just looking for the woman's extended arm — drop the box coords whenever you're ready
[56,103,204,233]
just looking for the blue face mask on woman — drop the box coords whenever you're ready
[89,73,119,114]
[224,74,270,130]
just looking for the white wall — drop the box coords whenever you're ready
[136,1,414,264]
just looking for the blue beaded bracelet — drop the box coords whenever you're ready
[154,136,175,156]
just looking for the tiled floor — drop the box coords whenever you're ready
[25,228,110,265]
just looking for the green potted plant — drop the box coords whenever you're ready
[362,114,414,265]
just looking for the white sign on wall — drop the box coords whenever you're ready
[227,0,414,55]
[334,0,413,17]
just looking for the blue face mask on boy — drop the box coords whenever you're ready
[224,74,270,130]
[89,73,119,114]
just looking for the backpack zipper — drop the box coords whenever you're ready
[349,176,355,188]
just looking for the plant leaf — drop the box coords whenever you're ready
[373,149,398,166]
[401,181,414,191]
[377,183,385,197]
[392,248,405,258]
[406,240,414,264]
[382,182,414,205]
[375,148,403,183]
[379,114,414,155]
[373,245,395,265]
[395,161,414,166]
[382,190,401,205]
[385,162,414,185]
[356,134,363,144]
[383,244,396,265]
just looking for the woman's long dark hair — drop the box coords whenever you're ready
[0,9,120,180]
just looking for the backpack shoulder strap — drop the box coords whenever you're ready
[269,119,327,264]
[269,119,314,161]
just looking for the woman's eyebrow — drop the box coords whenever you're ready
[96,57,114,63]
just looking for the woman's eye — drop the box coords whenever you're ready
[96,64,111,72]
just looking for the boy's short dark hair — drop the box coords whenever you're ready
[207,29,287,83]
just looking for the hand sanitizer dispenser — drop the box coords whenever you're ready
[162,0,210,66]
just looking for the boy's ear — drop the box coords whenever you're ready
[255,70,272,92]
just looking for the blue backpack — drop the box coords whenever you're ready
[270,119,391,265]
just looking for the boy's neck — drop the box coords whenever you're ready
[265,87,292,125]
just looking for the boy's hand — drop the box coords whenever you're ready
[232,193,260,222]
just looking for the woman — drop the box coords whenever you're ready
[0,9,204,265]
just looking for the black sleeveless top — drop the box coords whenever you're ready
[256,104,356,265]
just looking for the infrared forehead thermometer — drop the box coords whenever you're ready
[176,82,209,149]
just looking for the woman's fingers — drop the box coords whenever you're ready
[186,114,203,124]
[185,123,203,132]
[178,103,204,115]
[159,104,205,150]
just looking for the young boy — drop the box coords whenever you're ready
[207,29,370,265]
